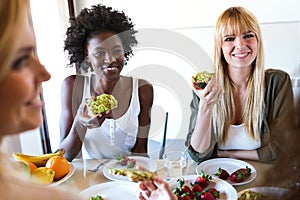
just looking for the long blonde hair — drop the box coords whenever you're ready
[0,0,29,82]
[212,7,265,143]
[0,0,31,179]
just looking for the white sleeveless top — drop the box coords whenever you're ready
[218,124,261,150]
[81,76,140,159]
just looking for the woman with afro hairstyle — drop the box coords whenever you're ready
[59,4,153,161]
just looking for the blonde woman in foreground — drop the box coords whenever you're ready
[0,0,81,199]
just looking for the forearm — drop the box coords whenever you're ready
[190,102,214,153]
[218,149,259,160]
[60,117,87,161]
[132,124,150,155]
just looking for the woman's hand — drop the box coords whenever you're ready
[138,177,177,200]
[193,77,223,107]
[76,98,108,129]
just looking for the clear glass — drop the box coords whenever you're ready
[163,151,188,181]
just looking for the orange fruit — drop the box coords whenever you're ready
[45,156,69,181]
[28,162,37,173]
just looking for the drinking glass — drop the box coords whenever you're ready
[163,151,188,181]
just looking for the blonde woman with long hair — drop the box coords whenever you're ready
[0,0,81,199]
[186,6,294,163]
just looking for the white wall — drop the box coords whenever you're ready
[76,0,300,28]
[15,0,299,153]
[3,129,43,156]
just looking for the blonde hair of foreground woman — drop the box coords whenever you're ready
[0,0,81,199]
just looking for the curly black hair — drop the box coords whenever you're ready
[64,4,138,72]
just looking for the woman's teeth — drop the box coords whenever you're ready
[107,67,117,71]
[233,52,248,57]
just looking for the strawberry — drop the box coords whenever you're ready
[182,194,192,200]
[239,166,252,177]
[195,170,212,188]
[174,178,195,199]
[206,188,220,199]
[214,167,229,180]
[201,191,216,200]
[191,184,203,193]
[181,185,194,199]
[229,166,252,183]
[229,170,246,183]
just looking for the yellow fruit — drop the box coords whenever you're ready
[13,149,65,167]
[45,156,69,181]
[31,167,55,184]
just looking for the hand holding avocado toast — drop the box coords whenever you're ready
[191,71,223,106]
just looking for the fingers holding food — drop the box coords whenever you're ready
[77,95,115,128]
[77,111,105,129]
[193,77,223,107]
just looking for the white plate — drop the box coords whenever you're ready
[168,175,237,200]
[238,187,290,200]
[80,181,139,199]
[196,158,257,186]
[102,156,157,182]
[49,163,75,186]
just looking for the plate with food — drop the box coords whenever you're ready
[80,181,139,200]
[168,174,237,200]
[196,158,257,186]
[238,187,290,200]
[50,163,75,186]
[102,156,157,182]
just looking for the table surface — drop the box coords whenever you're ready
[60,158,275,194]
